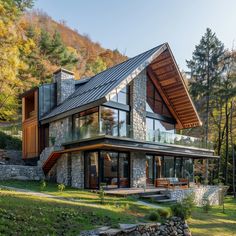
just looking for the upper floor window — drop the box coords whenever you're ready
[73,107,99,140]
[146,77,172,118]
[100,106,129,137]
[110,85,129,105]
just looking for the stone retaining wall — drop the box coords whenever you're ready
[81,217,191,236]
[0,165,44,181]
[0,149,23,165]
[165,185,221,206]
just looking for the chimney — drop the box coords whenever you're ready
[53,68,75,105]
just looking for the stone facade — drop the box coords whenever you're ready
[165,185,222,206]
[130,69,147,140]
[0,165,44,181]
[71,152,84,188]
[0,149,23,165]
[56,153,69,185]
[49,117,71,146]
[131,152,146,188]
[53,69,75,105]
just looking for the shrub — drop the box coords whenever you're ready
[171,194,195,219]
[202,197,211,213]
[157,208,171,219]
[171,203,186,219]
[148,211,160,221]
[40,180,47,191]
[0,131,22,150]
[57,183,65,192]
[99,186,105,204]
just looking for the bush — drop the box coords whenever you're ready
[99,186,105,204]
[148,211,161,221]
[202,197,211,213]
[171,194,195,219]
[40,180,47,191]
[157,208,171,219]
[57,183,65,192]
[171,203,186,219]
[0,131,22,150]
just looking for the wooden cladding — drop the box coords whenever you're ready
[22,89,39,159]
[147,47,202,129]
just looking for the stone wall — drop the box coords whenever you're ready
[49,117,71,146]
[0,149,23,165]
[0,165,44,181]
[56,153,69,185]
[71,152,84,188]
[165,185,222,206]
[130,69,147,140]
[81,217,192,236]
[131,152,146,188]
[53,69,75,105]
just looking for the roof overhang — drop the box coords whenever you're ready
[147,44,202,129]
[43,135,218,174]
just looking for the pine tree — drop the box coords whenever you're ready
[187,28,225,144]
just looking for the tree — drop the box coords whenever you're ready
[187,28,225,144]
[0,0,34,121]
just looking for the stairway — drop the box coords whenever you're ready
[139,191,177,204]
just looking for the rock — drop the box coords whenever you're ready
[99,228,122,236]
[119,224,137,231]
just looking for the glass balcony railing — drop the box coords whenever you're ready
[62,125,212,150]
[146,130,213,149]
[63,124,133,143]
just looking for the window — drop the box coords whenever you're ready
[163,156,175,178]
[73,108,99,140]
[101,106,129,137]
[146,77,172,118]
[146,117,175,142]
[109,85,129,105]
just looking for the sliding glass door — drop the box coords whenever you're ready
[84,151,130,189]
[84,151,99,189]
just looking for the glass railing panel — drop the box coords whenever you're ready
[148,130,213,149]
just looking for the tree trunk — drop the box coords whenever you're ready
[225,101,229,184]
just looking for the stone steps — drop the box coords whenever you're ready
[156,198,177,203]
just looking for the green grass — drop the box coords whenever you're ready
[0,180,158,235]
[1,180,235,236]
[188,197,236,236]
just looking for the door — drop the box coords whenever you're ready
[146,155,154,185]
[84,151,99,189]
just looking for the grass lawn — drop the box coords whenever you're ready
[0,180,236,236]
[0,180,157,235]
[188,197,236,236]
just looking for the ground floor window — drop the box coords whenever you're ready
[146,155,194,183]
[84,150,130,189]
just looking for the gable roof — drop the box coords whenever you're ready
[41,43,166,122]
[41,43,202,129]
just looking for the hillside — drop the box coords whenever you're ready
[21,11,127,80]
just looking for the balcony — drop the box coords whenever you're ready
[62,125,212,150]
[146,130,213,150]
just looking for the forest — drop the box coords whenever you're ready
[0,0,235,193]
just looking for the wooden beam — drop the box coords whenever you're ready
[147,67,183,129]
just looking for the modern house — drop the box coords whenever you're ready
[21,43,218,190]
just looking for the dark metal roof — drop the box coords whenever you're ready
[41,43,166,121]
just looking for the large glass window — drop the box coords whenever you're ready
[163,156,175,178]
[73,108,99,140]
[110,85,129,105]
[85,151,130,189]
[84,152,99,189]
[101,151,118,188]
[183,158,194,182]
[146,117,175,142]
[119,153,130,188]
[101,106,129,137]
[146,77,172,118]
